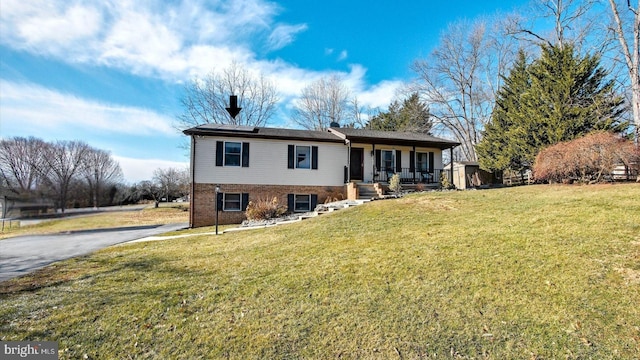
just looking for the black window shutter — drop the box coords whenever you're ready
[242,143,250,167]
[216,141,224,166]
[310,194,318,210]
[396,150,402,173]
[311,146,318,170]
[287,145,295,169]
[216,192,223,210]
[287,194,294,212]
[409,151,415,172]
[375,150,381,170]
[241,193,249,211]
[428,152,434,173]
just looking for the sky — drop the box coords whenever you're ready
[0,0,528,183]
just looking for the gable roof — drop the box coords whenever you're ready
[183,124,460,149]
[328,127,460,150]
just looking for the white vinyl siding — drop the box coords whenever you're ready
[194,137,346,186]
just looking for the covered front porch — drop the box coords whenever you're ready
[372,167,447,184]
[329,127,459,187]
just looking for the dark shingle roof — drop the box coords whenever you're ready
[183,124,460,149]
[329,127,460,149]
[183,124,344,143]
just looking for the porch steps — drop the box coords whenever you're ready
[356,183,383,200]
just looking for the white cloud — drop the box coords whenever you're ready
[3,1,102,53]
[0,0,401,122]
[0,0,304,81]
[267,23,308,51]
[113,155,188,183]
[356,80,406,109]
[0,80,176,137]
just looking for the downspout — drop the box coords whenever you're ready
[346,139,351,183]
[189,135,196,228]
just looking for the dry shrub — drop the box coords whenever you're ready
[323,187,345,203]
[245,197,287,220]
[533,132,640,183]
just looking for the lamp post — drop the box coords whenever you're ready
[215,185,220,235]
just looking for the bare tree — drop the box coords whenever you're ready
[507,0,600,50]
[607,0,640,143]
[411,19,516,161]
[152,167,189,205]
[291,75,353,130]
[177,61,279,128]
[40,140,91,212]
[138,180,163,208]
[0,137,47,195]
[80,148,123,209]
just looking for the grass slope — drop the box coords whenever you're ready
[1,185,639,359]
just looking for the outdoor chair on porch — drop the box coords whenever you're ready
[421,171,434,183]
[386,169,395,182]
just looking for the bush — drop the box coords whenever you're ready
[533,132,640,183]
[389,173,402,194]
[245,197,287,221]
[440,171,454,189]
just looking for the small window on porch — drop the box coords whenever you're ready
[416,152,429,172]
[381,150,394,171]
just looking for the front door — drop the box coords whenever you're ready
[350,148,364,181]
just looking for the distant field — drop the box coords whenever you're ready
[1,184,639,359]
[0,203,190,240]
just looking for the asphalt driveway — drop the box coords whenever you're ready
[0,223,188,282]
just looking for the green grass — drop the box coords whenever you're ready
[1,184,639,359]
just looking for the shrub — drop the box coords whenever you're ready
[440,171,454,189]
[533,132,640,183]
[389,173,402,194]
[323,187,345,203]
[245,197,287,221]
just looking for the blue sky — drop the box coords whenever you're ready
[0,0,527,183]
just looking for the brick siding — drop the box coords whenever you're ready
[191,183,346,227]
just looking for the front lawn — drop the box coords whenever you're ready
[1,184,639,359]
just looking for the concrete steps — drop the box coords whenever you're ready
[356,183,382,199]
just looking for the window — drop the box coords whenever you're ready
[416,152,429,171]
[294,194,311,212]
[381,150,394,171]
[223,193,241,211]
[216,141,249,167]
[296,146,311,169]
[224,142,241,166]
[288,145,318,169]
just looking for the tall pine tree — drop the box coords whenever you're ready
[367,93,433,133]
[477,51,531,173]
[477,44,627,172]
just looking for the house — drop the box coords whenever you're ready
[183,124,459,227]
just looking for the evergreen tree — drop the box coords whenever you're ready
[367,93,433,133]
[477,44,627,172]
[477,51,531,173]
